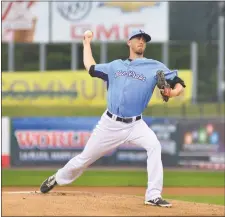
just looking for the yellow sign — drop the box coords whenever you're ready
[98,1,159,12]
[151,70,192,105]
[2,70,192,106]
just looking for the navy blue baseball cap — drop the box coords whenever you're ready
[128,29,151,42]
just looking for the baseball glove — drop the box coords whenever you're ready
[156,70,171,102]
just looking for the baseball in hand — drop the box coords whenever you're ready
[84,30,93,38]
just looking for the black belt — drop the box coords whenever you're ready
[106,111,141,123]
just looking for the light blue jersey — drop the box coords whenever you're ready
[92,58,177,117]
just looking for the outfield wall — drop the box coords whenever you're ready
[2,117,10,168]
[2,116,224,170]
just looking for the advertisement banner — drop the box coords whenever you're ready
[2,71,105,106]
[2,117,10,168]
[52,1,169,42]
[117,118,178,166]
[11,117,178,167]
[10,117,103,166]
[2,70,192,106]
[177,119,225,170]
[2,1,49,43]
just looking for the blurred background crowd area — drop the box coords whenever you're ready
[2,1,225,106]
[1,0,225,123]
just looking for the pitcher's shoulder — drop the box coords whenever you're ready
[110,59,124,64]
[145,58,165,66]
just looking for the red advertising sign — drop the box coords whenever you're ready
[15,130,91,149]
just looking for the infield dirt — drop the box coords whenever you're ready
[2,186,225,216]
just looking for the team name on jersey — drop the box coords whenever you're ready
[115,70,146,82]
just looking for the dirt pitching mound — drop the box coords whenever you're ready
[2,189,224,216]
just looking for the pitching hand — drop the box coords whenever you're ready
[83,31,93,45]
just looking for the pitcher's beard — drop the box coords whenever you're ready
[135,51,144,56]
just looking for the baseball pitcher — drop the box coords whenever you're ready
[40,29,186,208]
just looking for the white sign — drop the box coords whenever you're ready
[52,1,169,43]
[2,1,49,43]
[2,117,10,155]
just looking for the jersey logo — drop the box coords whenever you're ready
[115,70,146,82]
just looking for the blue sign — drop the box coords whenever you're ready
[11,116,178,167]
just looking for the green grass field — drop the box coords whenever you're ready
[2,169,224,187]
[164,195,224,206]
[2,103,225,117]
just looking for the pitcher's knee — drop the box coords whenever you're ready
[154,140,161,152]
[145,139,161,152]
[155,140,161,149]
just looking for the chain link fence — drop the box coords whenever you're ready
[2,41,224,103]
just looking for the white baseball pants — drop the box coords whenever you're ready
[55,111,163,201]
